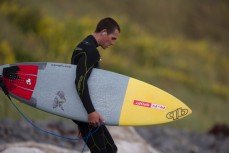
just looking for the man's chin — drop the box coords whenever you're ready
[102,46,108,50]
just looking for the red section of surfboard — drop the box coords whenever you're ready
[3,65,38,100]
[17,65,38,75]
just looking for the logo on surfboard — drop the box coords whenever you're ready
[26,78,32,85]
[133,100,166,110]
[53,91,66,111]
[166,108,189,120]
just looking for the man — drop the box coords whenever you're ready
[71,17,120,153]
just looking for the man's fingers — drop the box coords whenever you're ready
[88,112,105,127]
[89,121,99,127]
[100,116,105,123]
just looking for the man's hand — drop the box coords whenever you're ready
[88,111,105,127]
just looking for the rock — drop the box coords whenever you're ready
[2,119,229,153]
[135,126,229,153]
[0,142,83,153]
[2,147,44,153]
[109,126,161,153]
[208,124,229,138]
[0,119,160,153]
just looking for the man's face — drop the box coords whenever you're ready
[100,29,120,49]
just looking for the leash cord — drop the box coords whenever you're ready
[0,75,102,152]
[7,95,102,153]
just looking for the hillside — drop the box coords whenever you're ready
[0,0,229,132]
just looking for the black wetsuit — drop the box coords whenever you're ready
[71,35,118,153]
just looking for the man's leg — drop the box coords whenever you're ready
[73,120,109,153]
[102,125,118,153]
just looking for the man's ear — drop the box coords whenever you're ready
[101,29,107,36]
[102,32,107,35]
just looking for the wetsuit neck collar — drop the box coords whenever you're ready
[88,35,99,47]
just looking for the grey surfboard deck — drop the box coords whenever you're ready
[0,62,128,125]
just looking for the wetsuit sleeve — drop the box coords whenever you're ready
[74,52,97,114]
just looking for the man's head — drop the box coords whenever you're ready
[93,17,120,49]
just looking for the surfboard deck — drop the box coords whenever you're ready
[0,62,192,126]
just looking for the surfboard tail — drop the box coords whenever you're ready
[2,65,38,100]
[0,75,8,95]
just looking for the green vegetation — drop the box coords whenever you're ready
[0,0,228,132]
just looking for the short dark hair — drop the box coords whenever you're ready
[95,17,120,34]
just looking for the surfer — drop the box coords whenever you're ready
[71,17,120,153]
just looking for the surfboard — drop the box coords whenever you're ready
[0,62,192,126]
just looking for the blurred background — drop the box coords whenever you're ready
[0,0,229,152]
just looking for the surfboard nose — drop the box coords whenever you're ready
[118,78,193,126]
